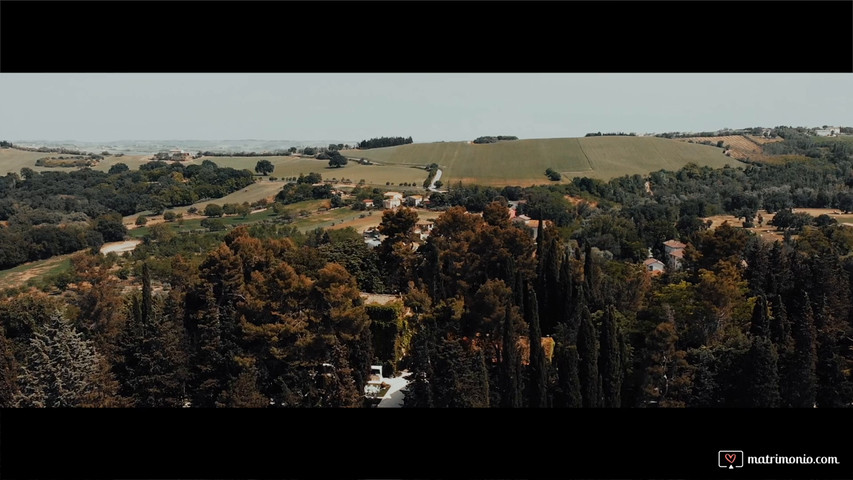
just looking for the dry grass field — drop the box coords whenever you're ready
[0,149,155,175]
[703,208,853,243]
[0,254,73,291]
[0,150,428,188]
[328,208,443,234]
[674,135,784,163]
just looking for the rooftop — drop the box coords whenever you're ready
[664,239,686,249]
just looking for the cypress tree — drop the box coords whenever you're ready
[405,317,435,408]
[815,329,848,408]
[187,286,228,407]
[117,262,187,407]
[577,306,600,407]
[744,335,781,407]
[769,295,793,352]
[814,301,848,408]
[749,294,770,338]
[583,243,601,311]
[553,323,581,407]
[500,304,522,408]
[599,305,622,408]
[558,248,576,338]
[141,262,153,326]
[786,291,816,408]
[525,285,548,408]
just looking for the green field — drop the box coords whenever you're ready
[814,134,853,144]
[341,136,744,186]
[0,255,73,292]
[195,156,428,188]
[130,199,375,238]
[0,150,429,188]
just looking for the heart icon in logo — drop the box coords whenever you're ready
[725,453,737,464]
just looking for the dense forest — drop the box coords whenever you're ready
[1,130,852,407]
[0,160,254,269]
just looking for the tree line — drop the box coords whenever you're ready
[357,137,413,149]
[472,136,518,144]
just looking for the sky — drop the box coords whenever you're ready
[1,73,850,144]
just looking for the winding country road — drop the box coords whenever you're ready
[376,371,412,408]
[428,168,443,192]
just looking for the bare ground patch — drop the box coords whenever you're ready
[703,208,853,243]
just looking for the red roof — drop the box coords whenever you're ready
[663,239,686,249]
[644,258,663,266]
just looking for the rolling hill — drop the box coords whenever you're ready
[2,136,747,188]
[341,136,746,186]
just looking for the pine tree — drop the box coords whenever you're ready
[0,330,19,407]
[14,312,116,407]
[767,241,792,296]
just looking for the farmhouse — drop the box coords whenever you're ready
[643,258,665,275]
[663,239,686,269]
[383,191,403,209]
[816,127,841,137]
[166,149,192,161]
[406,194,424,207]
[414,220,434,240]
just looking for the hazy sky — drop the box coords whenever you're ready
[1,73,850,143]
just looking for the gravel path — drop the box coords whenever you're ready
[376,371,412,408]
[100,239,142,255]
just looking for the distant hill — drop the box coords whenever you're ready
[341,136,744,186]
[7,139,359,156]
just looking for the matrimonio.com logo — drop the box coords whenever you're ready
[719,450,744,469]
[718,450,840,469]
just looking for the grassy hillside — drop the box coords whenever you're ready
[4,136,747,187]
[0,150,428,188]
[341,136,744,186]
[0,149,153,175]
